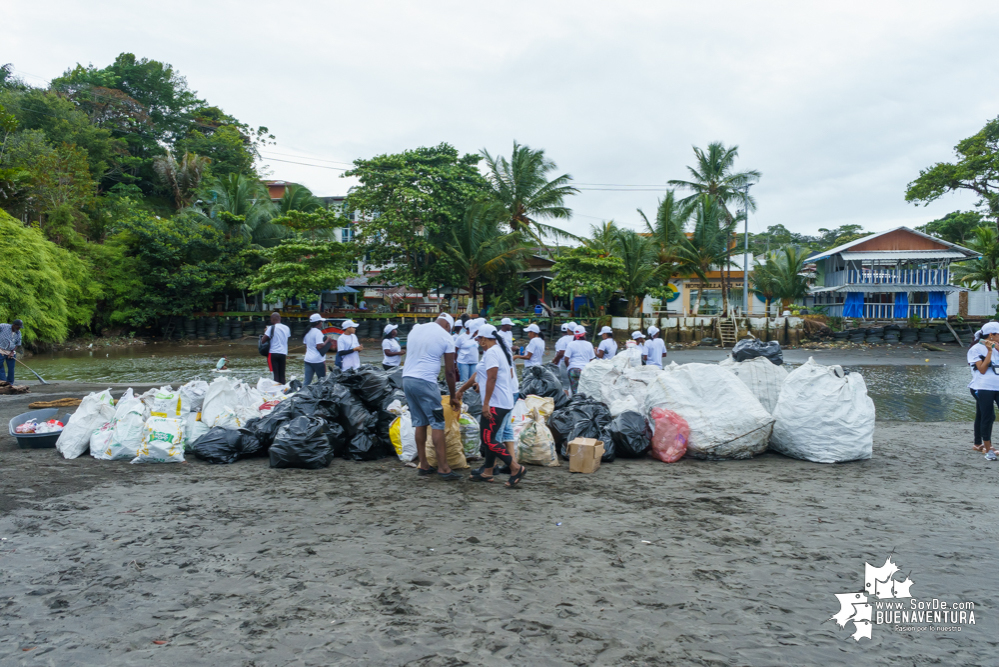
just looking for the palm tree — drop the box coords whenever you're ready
[669,142,760,314]
[481,141,581,244]
[277,183,323,215]
[639,190,693,283]
[615,228,661,316]
[443,202,527,310]
[193,174,283,245]
[674,196,737,314]
[585,220,621,255]
[953,226,999,290]
[767,246,812,309]
[750,254,780,317]
[153,150,210,210]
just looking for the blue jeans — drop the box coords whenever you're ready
[458,363,476,383]
[0,356,13,384]
[303,361,327,386]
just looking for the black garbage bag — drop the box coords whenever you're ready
[731,338,783,365]
[387,366,404,390]
[286,378,303,393]
[344,430,381,461]
[191,427,265,464]
[269,416,333,469]
[330,384,377,437]
[609,411,650,458]
[462,387,482,418]
[286,387,338,421]
[550,394,615,462]
[520,365,569,409]
[337,365,394,410]
[245,400,295,447]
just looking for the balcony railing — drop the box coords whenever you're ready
[861,303,929,319]
[847,268,948,285]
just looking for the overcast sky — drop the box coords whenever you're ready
[8,1,999,238]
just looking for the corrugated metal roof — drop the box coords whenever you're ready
[839,250,969,260]
[836,284,966,293]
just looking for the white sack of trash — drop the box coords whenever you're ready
[718,356,788,414]
[57,389,116,459]
[770,357,875,463]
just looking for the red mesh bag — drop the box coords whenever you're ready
[650,407,689,463]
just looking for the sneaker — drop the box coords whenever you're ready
[437,471,463,481]
[986,451,997,461]
[417,466,438,476]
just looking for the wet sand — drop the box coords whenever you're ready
[0,380,995,665]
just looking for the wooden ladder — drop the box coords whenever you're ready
[717,316,738,348]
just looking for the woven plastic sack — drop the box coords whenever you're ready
[201,377,240,427]
[149,387,183,418]
[644,363,773,460]
[649,407,689,463]
[770,358,875,463]
[106,394,146,460]
[602,365,663,408]
[517,408,559,466]
[398,411,417,461]
[425,398,469,469]
[718,356,788,413]
[459,412,479,459]
[179,379,209,413]
[577,359,614,399]
[89,422,115,460]
[57,388,116,459]
[131,417,185,463]
[522,395,555,418]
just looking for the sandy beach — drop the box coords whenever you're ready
[1,351,995,666]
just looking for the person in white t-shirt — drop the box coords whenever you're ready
[303,313,333,385]
[631,331,646,363]
[551,323,573,365]
[336,319,362,371]
[455,324,525,487]
[596,326,617,359]
[381,323,405,370]
[565,325,596,394]
[969,321,999,457]
[456,320,480,383]
[514,323,545,367]
[402,313,460,479]
[644,325,667,368]
[260,311,291,384]
[498,317,515,350]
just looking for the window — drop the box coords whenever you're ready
[910,292,928,304]
[341,225,355,243]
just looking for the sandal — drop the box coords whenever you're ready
[470,469,494,482]
[505,465,527,488]
[417,466,438,476]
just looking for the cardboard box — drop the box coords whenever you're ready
[568,438,604,473]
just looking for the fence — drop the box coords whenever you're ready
[847,268,948,286]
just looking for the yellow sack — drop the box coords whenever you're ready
[389,417,403,456]
[523,395,555,418]
[517,408,560,466]
[425,397,469,469]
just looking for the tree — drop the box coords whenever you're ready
[766,246,812,308]
[153,150,210,209]
[639,190,692,283]
[271,206,345,241]
[247,239,358,303]
[443,202,526,309]
[916,210,983,245]
[615,229,661,316]
[193,173,282,245]
[816,224,868,250]
[750,254,780,316]
[952,226,999,290]
[481,141,581,243]
[344,143,486,293]
[906,117,999,228]
[548,246,626,315]
[276,183,323,215]
[584,220,621,256]
[174,107,271,179]
[674,196,737,315]
[30,143,97,224]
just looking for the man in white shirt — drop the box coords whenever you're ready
[456,320,480,383]
[303,313,334,385]
[514,323,545,367]
[498,317,515,350]
[596,326,617,359]
[402,313,460,480]
[260,312,291,384]
[645,325,667,368]
[336,319,362,370]
[565,325,596,394]
[632,331,646,364]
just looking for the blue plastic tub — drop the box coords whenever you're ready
[8,408,73,449]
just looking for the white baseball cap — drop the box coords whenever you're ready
[599,326,613,335]
[383,323,399,335]
[983,322,999,335]
[500,317,513,326]
[526,323,541,334]
[560,323,570,332]
[647,325,660,337]
[567,321,577,329]
[437,313,455,328]
[453,321,464,329]
[632,331,645,340]
[310,313,326,323]
[477,324,499,339]
[574,325,586,335]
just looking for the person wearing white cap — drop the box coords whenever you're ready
[970,320,999,457]
[335,318,362,372]
[455,323,525,487]
[402,313,460,479]
[551,323,576,393]
[303,314,334,385]
[564,325,595,393]
[498,317,515,351]
[455,320,479,383]
[381,323,405,370]
[596,326,617,360]
[645,325,666,369]
[514,322,545,368]
[260,311,291,384]
[631,331,647,364]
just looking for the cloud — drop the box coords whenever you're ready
[6,0,998,237]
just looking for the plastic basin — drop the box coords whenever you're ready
[8,408,73,449]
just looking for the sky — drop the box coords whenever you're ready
[7,1,999,239]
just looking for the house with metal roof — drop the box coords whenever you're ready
[806,227,978,319]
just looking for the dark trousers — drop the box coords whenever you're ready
[480,406,513,468]
[304,361,326,386]
[0,356,13,384]
[269,353,287,384]
[975,389,999,442]
[972,389,982,445]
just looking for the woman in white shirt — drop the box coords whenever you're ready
[631,331,646,363]
[596,326,617,359]
[514,323,545,367]
[303,314,334,385]
[644,325,667,368]
[565,325,596,394]
[456,320,480,382]
[969,322,999,456]
[455,324,525,487]
[381,324,405,370]
[336,318,362,371]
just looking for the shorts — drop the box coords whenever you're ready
[403,377,445,430]
[499,413,514,442]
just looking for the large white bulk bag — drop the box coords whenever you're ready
[201,377,240,427]
[770,358,875,463]
[56,389,116,459]
[602,365,663,408]
[644,363,773,459]
[718,356,788,413]
[179,379,209,413]
[577,359,614,399]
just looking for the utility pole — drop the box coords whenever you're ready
[742,184,753,315]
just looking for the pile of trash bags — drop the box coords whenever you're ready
[549,394,615,462]
[731,338,784,365]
